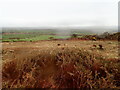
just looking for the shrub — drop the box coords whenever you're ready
[2,47,120,88]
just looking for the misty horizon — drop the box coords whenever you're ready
[2,25,118,34]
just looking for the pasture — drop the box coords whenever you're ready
[1,30,93,42]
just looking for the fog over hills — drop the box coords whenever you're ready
[2,25,118,34]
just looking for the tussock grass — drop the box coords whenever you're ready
[2,47,120,88]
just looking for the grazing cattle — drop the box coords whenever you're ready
[93,45,97,47]
[57,44,61,46]
[99,44,103,50]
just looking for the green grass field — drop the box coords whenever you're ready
[2,29,93,42]
[2,34,71,42]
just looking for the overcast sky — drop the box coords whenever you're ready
[0,0,119,27]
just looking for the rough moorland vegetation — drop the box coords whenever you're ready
[2,46,120,88]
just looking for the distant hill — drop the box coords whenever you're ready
[108,32,120,41]
[2,26,118,35]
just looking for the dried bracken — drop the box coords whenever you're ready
[2,40,120,89]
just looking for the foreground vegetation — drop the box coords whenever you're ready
[2,40,119,88]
